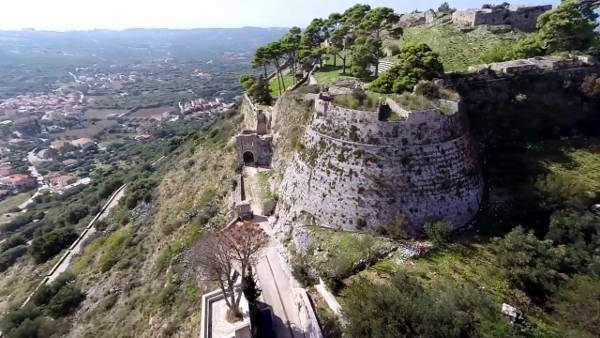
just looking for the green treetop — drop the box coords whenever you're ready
[369,43,443,94]
[536,0,599,53]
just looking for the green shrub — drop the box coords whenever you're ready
[551,275,600,336]
[2,272,83,336]
[239,74,255,91]
[333,94,378,111]
[291,255,318,287]
[343,272,505,338]
[157,280,179,307]
[494,227,568,300]
[65,204,89,224]
[0,245,28,272]
[32,272,76,307]
[98,179,123,199]
[414,80,440,99]
[545,209,600,275]
[1,235,26,252]
[0,214,33,233]
[0,305,41,334]
[319,311,343,338]
[5,317,44,338]
[252,76,273,105]
[322,254,354,294]
[98,228,131,272]
[370,43,443,94]
[381,214,409,239]
[30,227,78,263]
[423,219,452,246]
[242,269,261,304]
[45,285,85,317]
[124,177,157,210]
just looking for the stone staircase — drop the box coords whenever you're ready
[372,60,396,75]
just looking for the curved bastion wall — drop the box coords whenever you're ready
[278,94,484,234]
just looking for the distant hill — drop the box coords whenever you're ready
[0,27,289,62]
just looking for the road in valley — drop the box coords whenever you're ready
[19,148,49,210]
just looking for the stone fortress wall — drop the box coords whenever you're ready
[452,5,552,31]
[278,91,483,235]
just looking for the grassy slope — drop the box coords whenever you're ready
[64,114,240,337]
[336,140,600,337]
[313,66,344,85]
[387,25,528,71]
[312,25,527,86]
[0,191,33,215]
[269,74,295,97]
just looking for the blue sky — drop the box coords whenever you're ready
[0,0,561,31]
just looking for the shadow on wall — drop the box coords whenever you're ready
[251,301,304,338]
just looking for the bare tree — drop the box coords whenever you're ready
[192,221,268,316]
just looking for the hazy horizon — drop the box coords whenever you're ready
[0,0,559,32]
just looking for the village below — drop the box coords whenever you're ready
[1,1,600,338]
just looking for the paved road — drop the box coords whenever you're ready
[46,186,126,284]
[255,245,305,338]
[19,149,49,210]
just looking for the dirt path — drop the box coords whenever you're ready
[243,166,264,215]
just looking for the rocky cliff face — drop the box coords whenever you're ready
[276,92,483,235]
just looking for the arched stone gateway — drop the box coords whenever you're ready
[235,131,272,167]
[243,151,255,165]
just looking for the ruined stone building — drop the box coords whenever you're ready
[452,5,552,31]
[235,131,272,166]
[278,90,484,235]
[235,95,272,167]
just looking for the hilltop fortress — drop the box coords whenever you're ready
[234,55,598,237]
[276,90,483,235]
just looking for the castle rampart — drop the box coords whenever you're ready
[452,5,552,31]
[278,93,483,235]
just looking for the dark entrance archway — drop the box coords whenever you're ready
[243,151,255,165]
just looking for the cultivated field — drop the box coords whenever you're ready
[83,109,128,120]
[128,106,174,119]
[53,120,118,138]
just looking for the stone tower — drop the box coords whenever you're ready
[278,90,483,235]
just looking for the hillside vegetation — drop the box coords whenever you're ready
[0,109,241,337]
[248,2,600,337]
[385,25,528,71]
